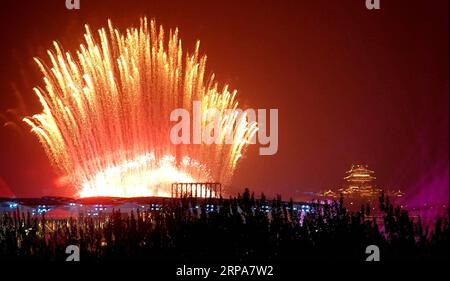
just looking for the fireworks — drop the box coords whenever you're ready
[23,18,257,198]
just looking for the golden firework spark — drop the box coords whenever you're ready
[23,18,257,197]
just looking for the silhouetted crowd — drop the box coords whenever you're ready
[0,189,448,261]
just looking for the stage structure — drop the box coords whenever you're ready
[171,183,222,198]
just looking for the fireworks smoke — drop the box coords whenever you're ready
[23,18,257,197]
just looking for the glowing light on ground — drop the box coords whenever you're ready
[80,154,200,197]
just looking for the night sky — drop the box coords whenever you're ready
[0,0,448,205]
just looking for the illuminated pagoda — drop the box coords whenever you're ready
[319,164,404,209]
[338,164,381,199]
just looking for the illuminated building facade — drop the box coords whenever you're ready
[320,164,404,210]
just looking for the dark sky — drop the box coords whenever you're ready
[0,0,448,203]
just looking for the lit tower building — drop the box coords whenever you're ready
[339,164,381,199]
[320,164,404,210]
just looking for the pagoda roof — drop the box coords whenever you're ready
[344,164,376,181]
